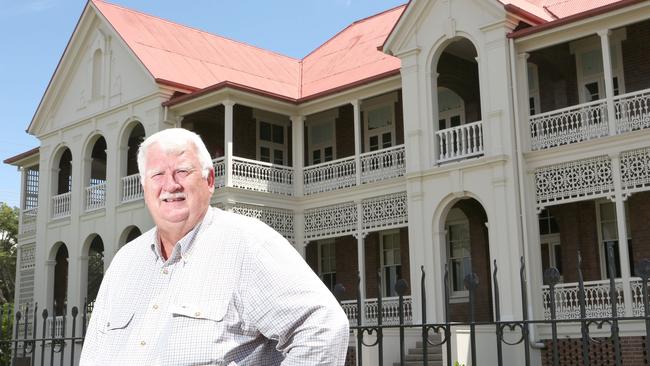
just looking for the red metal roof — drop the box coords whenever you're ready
[92,0,635,105]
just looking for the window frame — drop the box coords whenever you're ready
[362,92,397,153]
[379,229,402,298]
[254,110,290,166]
[306,109,338,166]
[317,239,337,292]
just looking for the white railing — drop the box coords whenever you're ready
[360,145,406,184]
[303,156,356,195]
[121,174,143,202]
[436,120,484,163]
[341,296,412,325]
[212,157,225,188]
[20,207,38,234]
[51,192,71,219]
[46,316,65,338]
[615,89,650,134]
[85,182,106,211]
[542,279,625,320]
[231,156,293,196]
[530,99,609,150]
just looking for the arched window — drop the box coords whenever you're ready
[87,236,104,304]
[53,244,69,315]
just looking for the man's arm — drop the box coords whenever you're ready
[239,229,350,365]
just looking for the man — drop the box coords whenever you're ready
[80,128,349,365]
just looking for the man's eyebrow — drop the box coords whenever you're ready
[147,169,163,176]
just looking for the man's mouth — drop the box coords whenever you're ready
[161,193,186,202]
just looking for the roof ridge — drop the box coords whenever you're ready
[302,3,407,61]
[93,0,301,62]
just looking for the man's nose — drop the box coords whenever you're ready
[162,173,182,191]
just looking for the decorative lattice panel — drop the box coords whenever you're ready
[19,244,35,271]
[535,156,614,207]
[231,204,294,240]
[621,147,650,191]
[305,202,357,240]
[362,192,408,230]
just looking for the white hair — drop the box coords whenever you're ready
[137,128,213,181]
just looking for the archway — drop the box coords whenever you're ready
[52,244,69,315]
[86,235,104,304]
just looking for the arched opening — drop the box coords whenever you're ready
[53,244,69,315]
[442,198,492,322]
[89,136,107,186]
[92,49,103,99]
[126,123,145,176]
[86,235,104,304]
[119,226,142,248]
[435,38,483,162]
[56,148,72,195]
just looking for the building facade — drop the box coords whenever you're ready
[6,0,650,364]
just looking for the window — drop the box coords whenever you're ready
[447,221,470,297]
[527,63,540,115]
[539,208,562,283]
[258,121,287,165]
[307,113,336,165]
[380,231,401,297]
[24,166,39,210]
[438,87,465,130]
[538,208,559,236]
[318,240,336,292]
[596,201,632,279]
[363,93,397,152]
[570,31,626,104]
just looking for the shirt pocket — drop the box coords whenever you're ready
[162,301,231,365]
[99,310,134,334]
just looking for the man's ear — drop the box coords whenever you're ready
[206,167,216,192]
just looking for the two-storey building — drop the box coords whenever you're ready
[6,0,650,364]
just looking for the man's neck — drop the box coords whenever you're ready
[157,209,209,260]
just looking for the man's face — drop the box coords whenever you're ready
[143,143,215,233]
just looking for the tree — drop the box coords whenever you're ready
[0,203,18,305]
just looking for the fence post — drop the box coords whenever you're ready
[444,265,452,366]
[544,267,560,366]
[376,271,383,366]
[519,257,531,366]
[395,279,408,366]
[606,243,622,366]
[637,259,650,365]
[13,310,20,366]
[421,266,428,366]
[577,252,590,366]
[493,260,503,365]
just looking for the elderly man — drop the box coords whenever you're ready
[80,128,349,365]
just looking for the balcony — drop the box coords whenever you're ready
[530,89,650,151]
[303,145,406,195]
[51,192,71,219]
[85,183,106,211]
[20,207,37,234]
[231,157,293,196]
[436,121,484,163]
[340,296,413,325]
[121,174,143,202]
[541,278,650,320]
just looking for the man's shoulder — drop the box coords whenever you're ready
[112,227,156,264]
[205,207,286,249]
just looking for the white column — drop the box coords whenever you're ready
[352,100,362,186]
[610,153,632,316]
[599,30,617,135]
[517,53,532,152]
[223,101,235,187]
[291,115,305,197]
[355,200,366,324]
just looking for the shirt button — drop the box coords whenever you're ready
[153,304,159,310]
[140,341,146,346]
[194,312,201,317]
[162,268,169,274]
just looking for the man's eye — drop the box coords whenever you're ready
[176,169,190,177]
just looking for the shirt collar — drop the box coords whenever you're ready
[149,207,215,264]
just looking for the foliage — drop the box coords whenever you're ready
[0,203,18,305]
[454,362,466,366]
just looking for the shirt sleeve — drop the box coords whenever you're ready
[239,227,350,366]
[79,265,111,366]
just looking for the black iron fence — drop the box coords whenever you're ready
[2,243,650,365]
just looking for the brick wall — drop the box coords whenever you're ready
[181,105,225,158]
[336,105,355,158]
[622,19,650,94]
[627,191,650,270]
[395,90,404,145]
[541,336,646,366]
[305,236,359,301]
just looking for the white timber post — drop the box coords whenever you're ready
[355,200,366,324]
[291,115,305,197]
[610,153,633,316]
[294,209,306,258]
[599,30,618,136]
[352,100,362,186]
[223,101,235,187]
[18,167,26,229]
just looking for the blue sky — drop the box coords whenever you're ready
[0,0,405,208]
